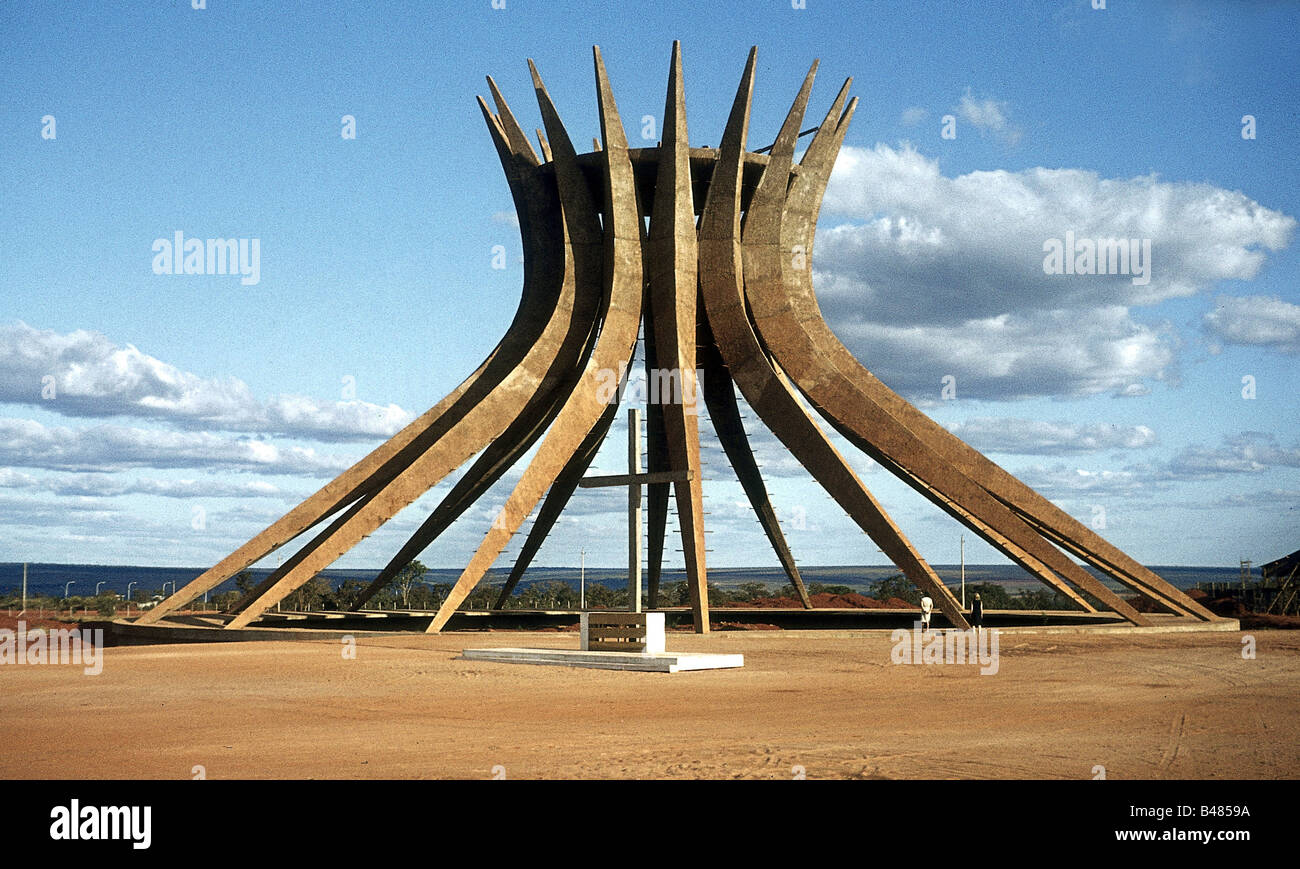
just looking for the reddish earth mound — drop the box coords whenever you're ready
[0,614,82,632]
[738,596,804,608]
[1206,596,1249,617]
[812,592,886,608]
[882,597,915,608]
[735,592,890,609]
[1240,613,1300,630]
[1127,587,1213,613]
[1127,595,1165,613]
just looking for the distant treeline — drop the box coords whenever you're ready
[0,562,1095,615]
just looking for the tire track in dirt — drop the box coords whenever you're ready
[1158,712,1186,775]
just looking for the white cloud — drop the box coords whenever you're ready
[1163,432,1300,479]
[1013,432,1300,499]
[1203,294,1300,354]
[946,418,1157,455]
[956,88,1022,144]
[1015,465,1153,499]
[900,106,927,127]
[0,468,289,499]
[0,417,356,475]
[1208,489,1300,510]
[812,143,1295,399]
[825,306,1176,399]
[0,323,414,441]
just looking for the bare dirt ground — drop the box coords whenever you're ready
[2,627,1296,779]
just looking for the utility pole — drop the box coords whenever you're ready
[580,548,586,611]
[21,563,27,615]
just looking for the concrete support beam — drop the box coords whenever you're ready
[152,43,1209,640]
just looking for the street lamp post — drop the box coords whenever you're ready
[95,581,105,596]
[127,581,137,615]
[64,580,76,599]
[960,535,966,609]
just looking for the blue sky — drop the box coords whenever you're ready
[1,0,1297,576]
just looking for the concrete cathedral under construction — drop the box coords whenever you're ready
[140,44,1219,634]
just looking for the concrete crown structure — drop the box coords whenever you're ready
[139,44,1219,634]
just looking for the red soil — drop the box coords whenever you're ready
[0,614,82,632]
[729,592,902,609]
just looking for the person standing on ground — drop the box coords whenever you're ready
[971,592,984,632]
[919,592,933,635]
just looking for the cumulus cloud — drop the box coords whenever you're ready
[1013,432,1300,500]
[956,89,1022,145]
[1162,432,1300,479]
[1203,295,1300,353]
[1015,465,1154,500]
[0,417,356,475]
[827,306,1176,400]
[0,323,414,440]
[812,143,1295,399]
[945,418,1157,455]
[1208,489,1300,510]
[900,106,927,127]
[0,468,289,499]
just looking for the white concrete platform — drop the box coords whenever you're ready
[459,647,744,673]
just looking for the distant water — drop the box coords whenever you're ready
[0,562,1249,598]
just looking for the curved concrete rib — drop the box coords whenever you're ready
[744,77,1101,614]
[346,95,606,612]
[744,76,1159,624]
[138,90,563,626]
[426,48,648,634]
[348,315,596,610]
[492,396,622,608]
[754,84,1211,620]
[138,346,507,625]
[698,48,970,632]
[643,299,672,608]
[699,320,811,608]
[220,73,598,630]
[644,41,709,621]
[227,493,375,614]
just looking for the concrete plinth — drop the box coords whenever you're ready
[459,647,743,673]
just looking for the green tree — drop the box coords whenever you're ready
[390,560,430,609]
[966,582,1012,610]
[427,583,452,610]
[283,576,331,611]
[516,580,578,610]
[584,582,626,609]
[463,584,498,610]
[330,579,369,611]
[95,594,117,617]
[868,574,920,605]
[233,570,256,596]
[1013,588,1081,610]
[213,589,241,611]
[733,581,771,602]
